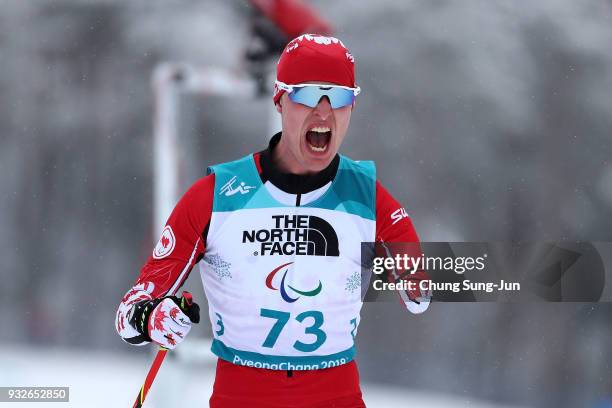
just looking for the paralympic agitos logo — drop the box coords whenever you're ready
[243,215,339,256]
[266,262,322,303]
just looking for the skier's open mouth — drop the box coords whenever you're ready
[305,127,332,153]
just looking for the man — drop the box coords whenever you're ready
[116,33,429,407]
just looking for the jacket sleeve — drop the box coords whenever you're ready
[115,174,215,345]
[375,180,430,314]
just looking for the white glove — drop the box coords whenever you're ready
[117,287,200,349]
[147,297,198,349]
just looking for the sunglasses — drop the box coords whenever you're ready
[275,81,361,109]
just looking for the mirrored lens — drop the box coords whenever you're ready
[289,86,356,109]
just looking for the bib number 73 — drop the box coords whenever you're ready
[260,308,327,352]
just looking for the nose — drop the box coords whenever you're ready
[313,96,332,119]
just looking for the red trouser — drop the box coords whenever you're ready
[209,359,366,408]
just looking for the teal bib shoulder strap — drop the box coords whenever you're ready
[303,155,376,220]
[207,154,285,212]
[207,155,263,212]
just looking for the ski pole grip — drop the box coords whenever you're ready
[181,291,193,307]
[179,291,200,324]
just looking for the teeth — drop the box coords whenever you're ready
[309,126,331,133]
[309,144,326,152]
[306,126,330,153]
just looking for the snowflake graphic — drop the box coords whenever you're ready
[345,271,361,294]
[204,254,232,280]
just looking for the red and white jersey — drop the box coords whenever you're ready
[115,133,428,361]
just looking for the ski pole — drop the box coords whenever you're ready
[131,291,195,408]
[132,347,168,408]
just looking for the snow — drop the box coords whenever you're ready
[0,343,526,407]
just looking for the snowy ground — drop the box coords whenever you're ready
[0,343,526,408]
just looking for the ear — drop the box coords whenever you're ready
[275,102,282,114]
[351,100,356,111]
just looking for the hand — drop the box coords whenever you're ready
[130,291,200,349]
[405,275,432,315]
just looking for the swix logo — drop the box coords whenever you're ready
[390,207,409,225]
[243,215,339,256]
[220,176,255,197]
[153,226,176,259]
[265,262,322,303]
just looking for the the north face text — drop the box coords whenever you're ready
[243,215,340,256]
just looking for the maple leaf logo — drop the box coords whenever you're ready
[153,307,167,332]
[153,226,175,259]
[164,333,176,346]
[161,235,170,249]
[169,307,180,320]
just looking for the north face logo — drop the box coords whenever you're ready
[243,215,339,256]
